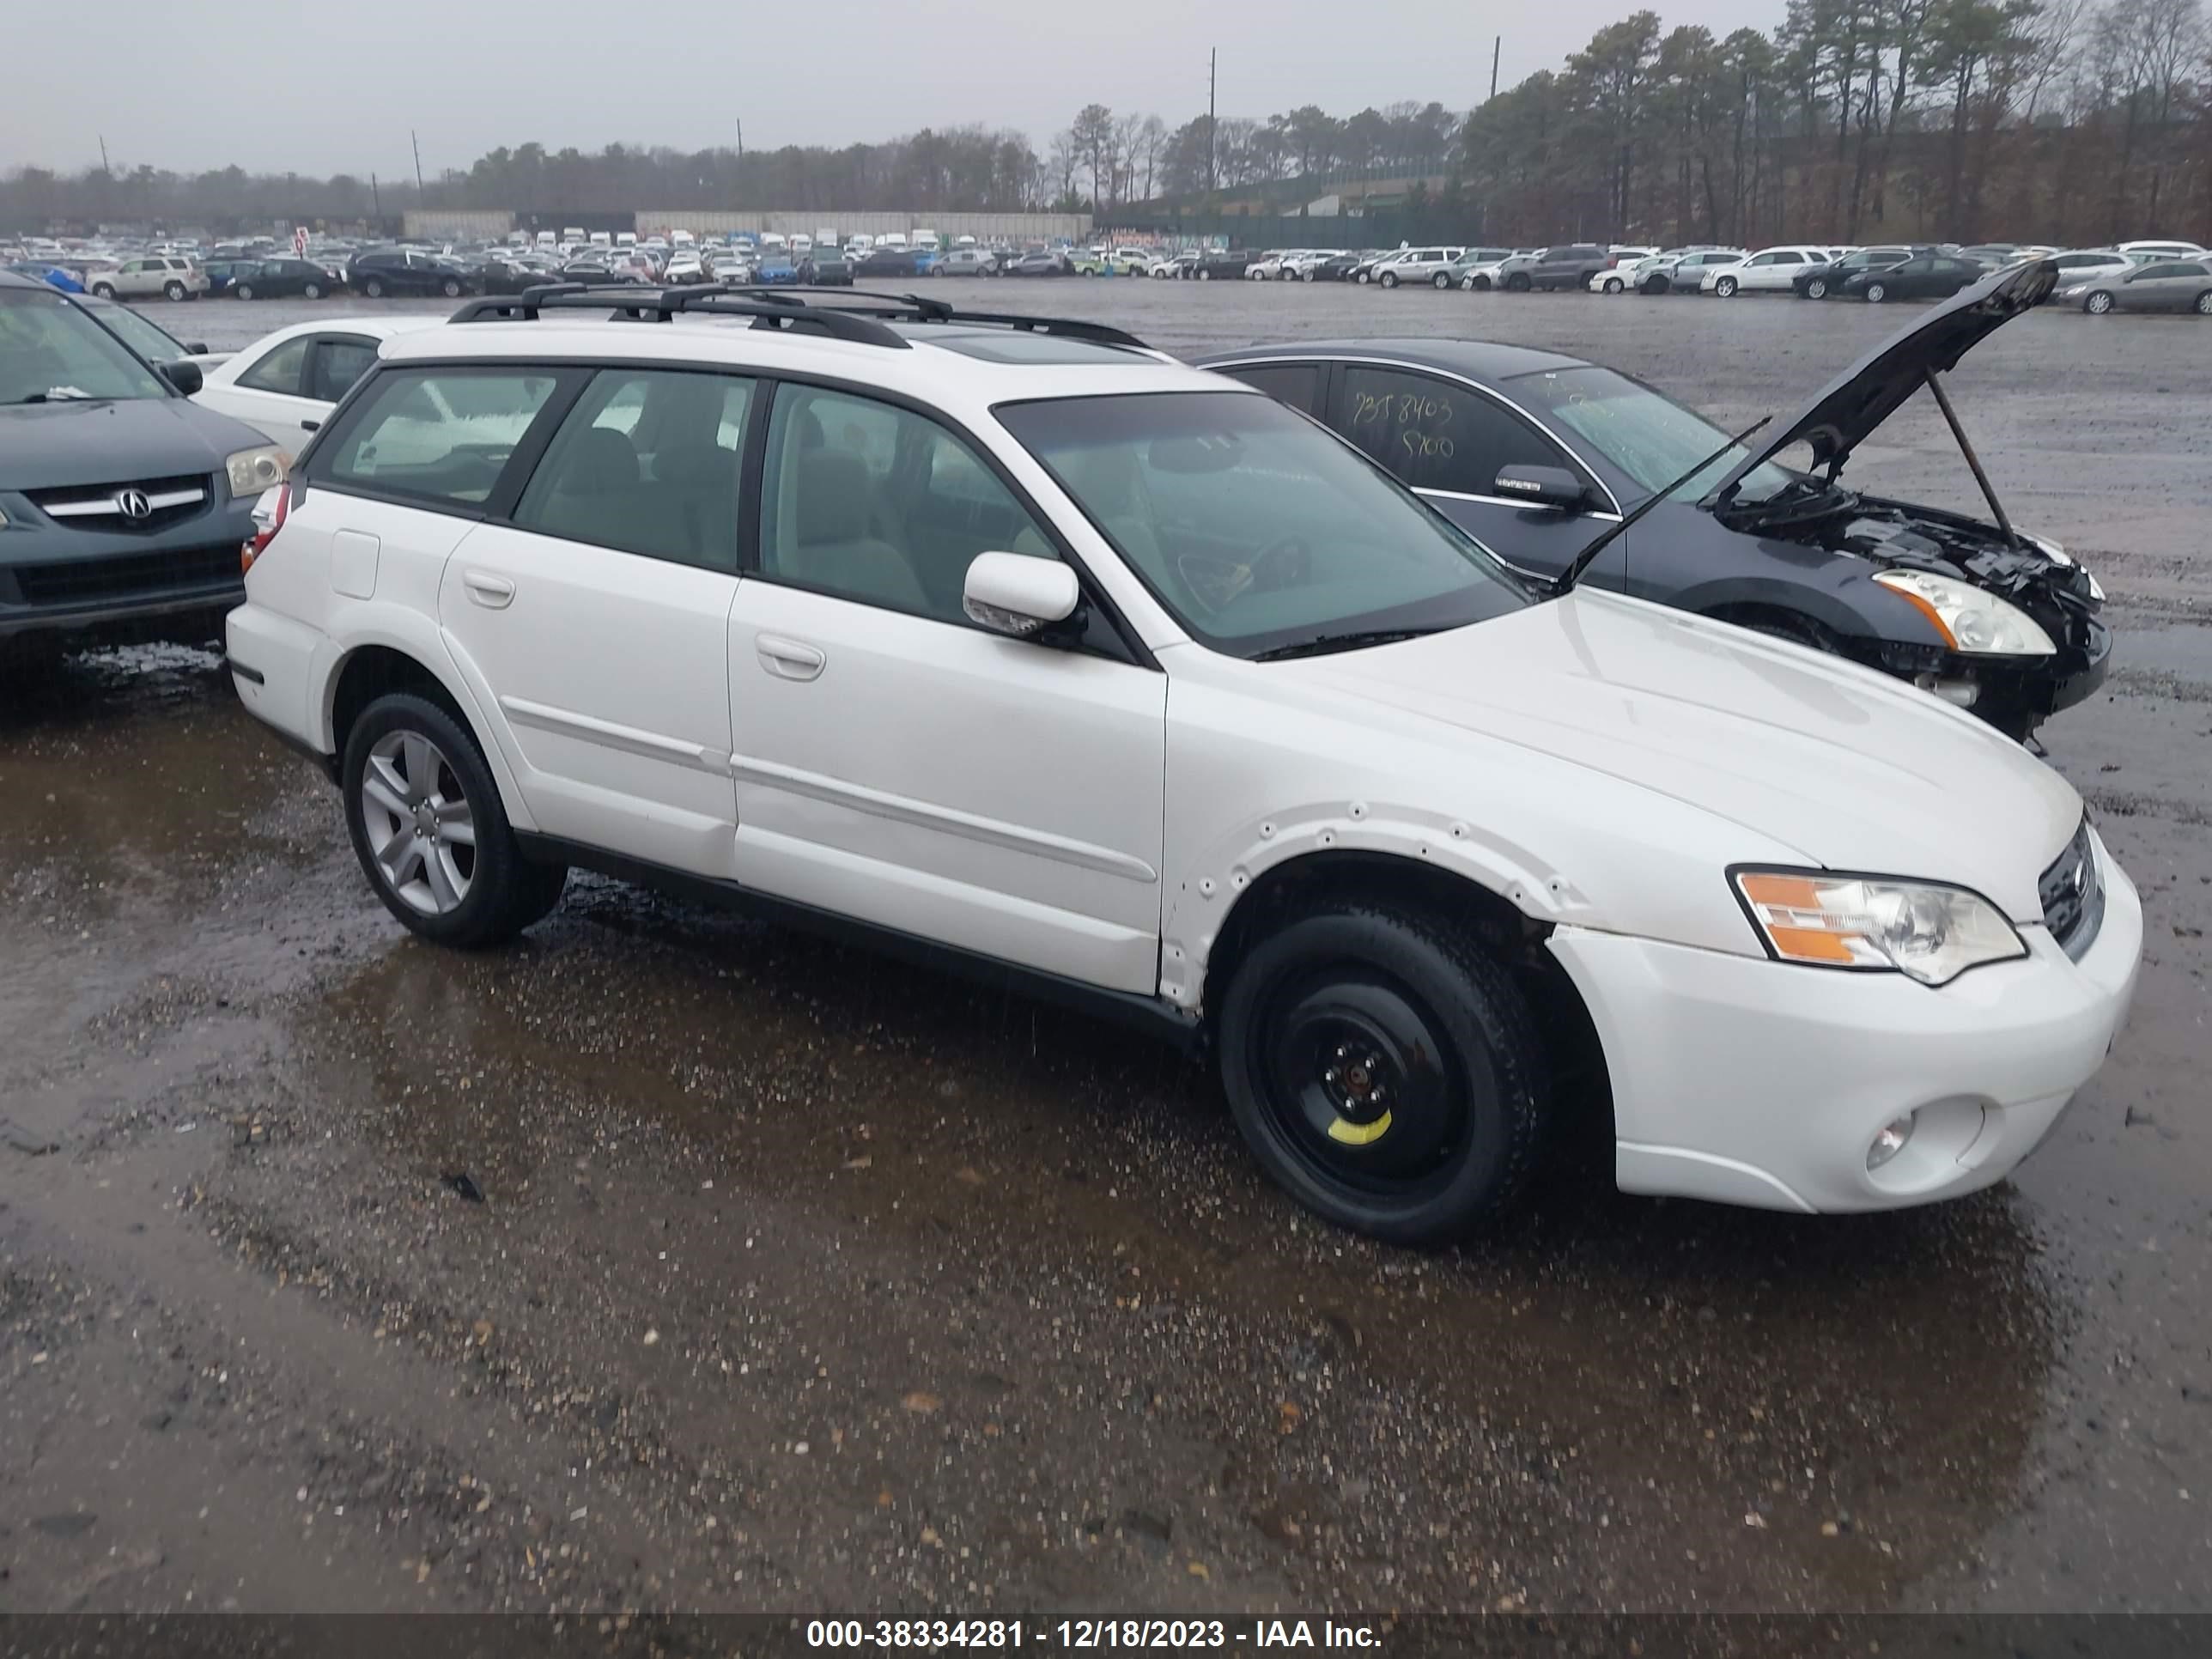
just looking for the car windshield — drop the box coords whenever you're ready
[996,391,1533,659]
[78,298,185,363]
[0,285,172,404]
[1505,364,1798,506]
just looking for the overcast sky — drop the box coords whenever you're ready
[14,0,1781,179]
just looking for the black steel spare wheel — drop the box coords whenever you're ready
[1218,902,1548,1243]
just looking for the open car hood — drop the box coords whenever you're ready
[1707,257,2057,505]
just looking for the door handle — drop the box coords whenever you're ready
[301,419,321,433]
[462,570,515,609]
[756,634,825,681]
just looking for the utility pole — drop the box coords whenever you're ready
[1491,36,1502,101]
[98,134,112,174]
[411,131,425,195]
[736,119,744,163]
[1206,47,1218,194]
[371,172,382,219]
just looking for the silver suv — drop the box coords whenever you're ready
[1373,247,1467,289]
[89,256,209,303]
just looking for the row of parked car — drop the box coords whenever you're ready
[1201,237,2212,311]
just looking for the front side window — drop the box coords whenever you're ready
[998,390,1529,659]
[322,368,557,507]
[237,335,311,396]
[1332,365,1577,500]
[0,286,171,404]
[758,384,1056,623]
[1507,364,1797,506]
[514,368,752,570]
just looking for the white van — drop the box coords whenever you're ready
[879,232,909,252]
[760,232,787,252]
[790,234,813,256]
[670,228,696,248]
[911,228,940,252]
[816,228,839,250]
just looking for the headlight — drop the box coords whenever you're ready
[225,445,289,497]
[1733,869,2027,986]
[1872,568,2055,655]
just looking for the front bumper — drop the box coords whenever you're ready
[1547,830,2141,1213]
[0,500,254,641]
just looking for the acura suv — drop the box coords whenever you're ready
[1,270,286,656]
[224,282,2137,1243]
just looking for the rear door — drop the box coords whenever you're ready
[204,331,325,446]
[1322,361,1613,580]
[438,366,755,878]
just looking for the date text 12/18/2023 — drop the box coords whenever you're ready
[805,1618,1384,1649]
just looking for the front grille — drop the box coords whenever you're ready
[24,474,213,534]
[2039,817,2104,962]
[13,543,242,607]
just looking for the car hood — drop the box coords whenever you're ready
[0,395,268,492]
[1284,589,2077,920]
[1708,257,2058,502]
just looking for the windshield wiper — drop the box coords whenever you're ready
[1250,627,1446,662]
[1558,416,1771,592]
[8,389,98,405]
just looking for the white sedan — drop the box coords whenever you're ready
[1702,246,1838,296]
[193,318,441,447]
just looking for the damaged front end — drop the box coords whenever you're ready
[1821,501,2108,738]
[1705,257,2109,738]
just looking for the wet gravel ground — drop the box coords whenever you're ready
[0,283,2206,1618]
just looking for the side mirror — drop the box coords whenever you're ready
[963,552,1081,641]
[160,359,204,396]
[1493,464,1589,513]
[183,341,209,355]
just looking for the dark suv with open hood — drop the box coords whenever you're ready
[1,270,283,654]
[1202,258,2106,738]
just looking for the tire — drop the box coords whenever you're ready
[1380,271,1400,289]
[1603,276,1624,294]
[362,276,386,299]
[1197,267,1211,282]
[1714,275,1738,297]
[441,277,463,298]
[163,280,186,301]
[341,693,567,950]
[1805,277,1828,299]
[1643,276,1668,295]
[1505,272,1532,292]
[1469,275,1491,291]
[233,283,254,301]
[1433,271,1451,289]
[91,282,118,299]
[1863,282,1887,303]
[1218,901,1549,1244]
[2194,290,2212,315]
[1354,270,1370,284]
[2084,290,2112,313]
[302,281,323,300]
[1303,268,1316,282]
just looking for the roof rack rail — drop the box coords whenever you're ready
[717,285,1153,350]
[449,283,908,347]
[447,283,1151,352]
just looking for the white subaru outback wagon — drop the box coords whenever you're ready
[225,285,2141,1243]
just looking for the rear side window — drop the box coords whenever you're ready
[512,368,753,571]
[320,368,558,508]
[236,336,310,396]
[1331,365,1578,500]
[312,336,380,404]
[1218,362,1322,416]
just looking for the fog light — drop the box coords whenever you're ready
[1868,1114,1917,1170]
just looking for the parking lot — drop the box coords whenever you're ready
[2,282,2207,1617]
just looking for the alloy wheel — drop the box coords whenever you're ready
[357,730,477,916]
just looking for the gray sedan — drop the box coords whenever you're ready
[2060,258,2212,314]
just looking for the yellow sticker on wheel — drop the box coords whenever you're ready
[1327,1110,1393,1146]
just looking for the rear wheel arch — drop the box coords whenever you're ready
[328,641,537,836]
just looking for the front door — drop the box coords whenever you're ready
[726,381,1167,994]
[438,365,756,878]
